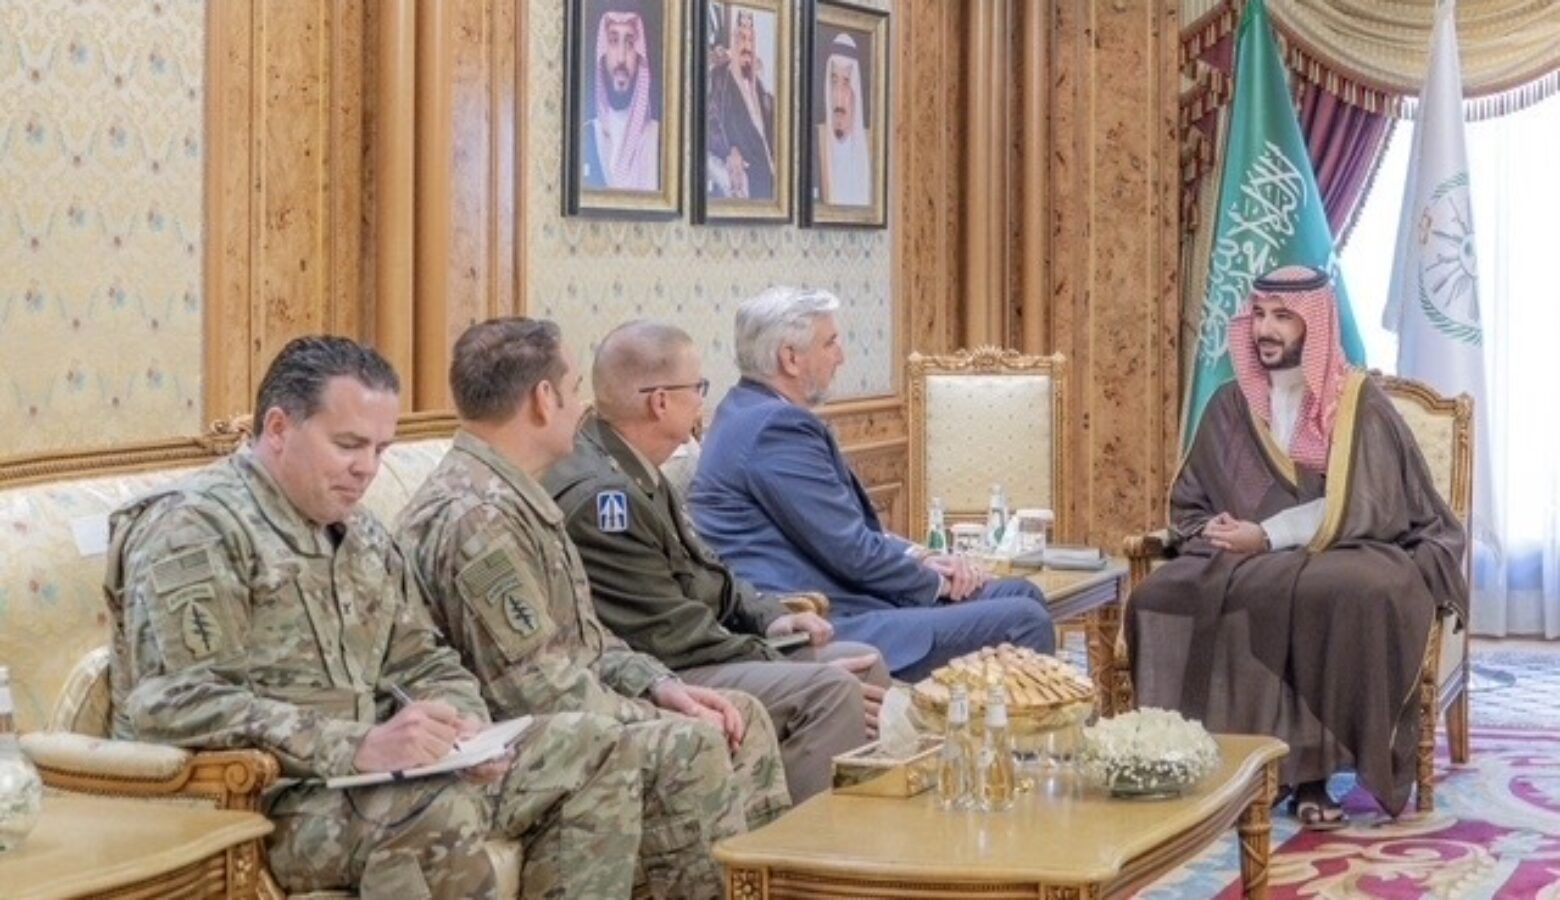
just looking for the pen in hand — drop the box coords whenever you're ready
[387,683,415,710]
[389,683,476,754]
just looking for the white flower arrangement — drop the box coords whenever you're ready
[1079,707,1220,797]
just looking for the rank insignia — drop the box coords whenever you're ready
[596,490,629,533]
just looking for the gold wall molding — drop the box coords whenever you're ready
[373,0,417,407]
[961,0,1014,349]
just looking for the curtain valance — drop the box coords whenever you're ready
[1183,0,1560,119]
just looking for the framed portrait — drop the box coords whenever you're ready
[801,0,888,228]
[692,0,795,224]
[564,0,685,219]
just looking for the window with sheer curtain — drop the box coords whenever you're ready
[1341,91,1560,637]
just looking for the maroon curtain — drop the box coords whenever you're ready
[1181,7,1395,242]
[1295,83,1395,241]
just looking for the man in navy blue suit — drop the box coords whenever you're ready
[690,286,1055,679]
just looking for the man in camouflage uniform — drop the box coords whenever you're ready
[546,320,891,801]
[397,318,790,900]
[106,336,642,899]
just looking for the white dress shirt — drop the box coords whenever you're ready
[1260,366,1325,550]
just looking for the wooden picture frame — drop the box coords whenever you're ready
[691,0,796,224]
[563,0,686,219]
[801,0,888,228]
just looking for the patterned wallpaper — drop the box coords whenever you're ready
[526,0,896,401]
[0,1,204,458]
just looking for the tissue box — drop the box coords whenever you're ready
[830,736,943,798]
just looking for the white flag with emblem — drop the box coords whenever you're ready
[1383,0,1497,555]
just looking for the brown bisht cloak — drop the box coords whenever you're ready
[1127,373,1466,815]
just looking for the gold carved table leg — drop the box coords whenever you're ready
[1086,600,1121,717]
[728,867,766,899]
[1238,759,1279,899]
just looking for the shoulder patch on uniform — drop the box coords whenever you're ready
[596,490,629,533]
[501,592,542,635]
[151,545,216,594]
[456,545,546,641]
[167,584,223,658]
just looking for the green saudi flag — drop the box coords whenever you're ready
[1182,0,1366,449]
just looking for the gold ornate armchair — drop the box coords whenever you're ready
[907,348,1069,541]
[0,413,527,899]
[1114,374,1473,812]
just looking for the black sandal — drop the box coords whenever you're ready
[1289,790,1348,831]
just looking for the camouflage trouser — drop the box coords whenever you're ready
[265,712,641,900]
[265,776,494,900]
[625,714,741,900]
[489,711,643,899]
[716,688,791,829]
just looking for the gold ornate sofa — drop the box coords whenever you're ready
[1113,374,1473,813]
[0,414,527,899]
[906,348,1069,540]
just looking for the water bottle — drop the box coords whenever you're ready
[926,497,949,552]
[936,683,975,811]
[985,484,1008,550]
[977,683,1016,812]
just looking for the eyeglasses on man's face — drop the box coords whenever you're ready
[637,379,710,398]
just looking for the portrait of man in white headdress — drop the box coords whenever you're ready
[814,28,872,207]
[580,0,664,192]
[704,6,780,201]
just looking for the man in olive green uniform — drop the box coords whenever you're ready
[106,336,643,900]
[546,320,890,800]
[396,318,790,900]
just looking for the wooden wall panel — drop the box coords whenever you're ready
[897,0,964,358]
[204,2,256,423]
[205,0,370,422]
[1046,0,1182,546]
[414,0,520,410]
[962,0,1013,348]
[372,0,416,407]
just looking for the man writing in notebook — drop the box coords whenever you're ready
[106,337,643,899]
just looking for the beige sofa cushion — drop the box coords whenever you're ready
[0,464,204,731]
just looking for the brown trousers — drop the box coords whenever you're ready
[678,641,890,801]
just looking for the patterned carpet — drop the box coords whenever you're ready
[1125,644,1560,899]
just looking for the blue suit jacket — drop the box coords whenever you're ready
[690,379,942,665]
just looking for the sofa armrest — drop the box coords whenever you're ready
[1122,529,1171,592]
[1122,529,1169,560]
[779,591,831,618]
[21,732,279,812]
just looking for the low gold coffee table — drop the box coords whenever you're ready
[717,733,1286,899]
[0,793,272,899]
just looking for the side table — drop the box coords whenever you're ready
[0,792,272,899]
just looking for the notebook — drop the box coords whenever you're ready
[323,715,533,789]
